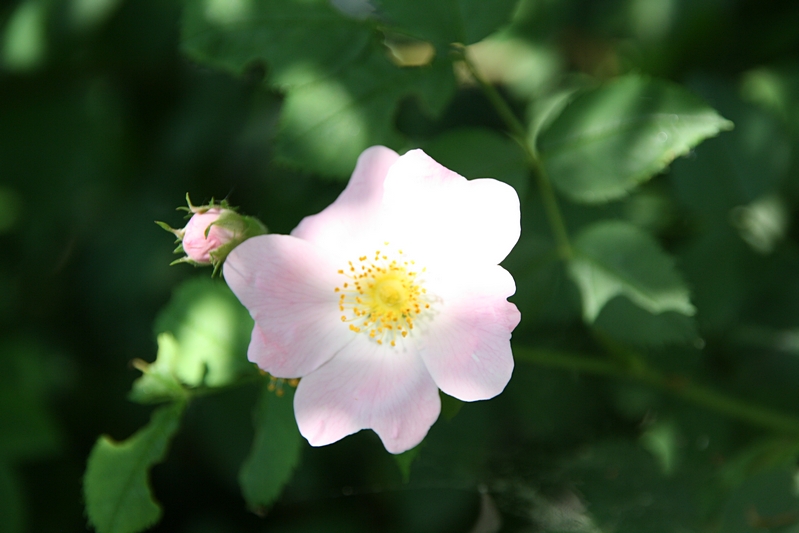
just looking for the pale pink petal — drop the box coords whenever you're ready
[294,339,441,454]
[223,234,351,378]
[381,149,520,266]
[418,264,520,401]
[291,146,400,258]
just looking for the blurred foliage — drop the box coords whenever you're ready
[3,0,799,531]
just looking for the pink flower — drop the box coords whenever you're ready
[182,208,234,265]
[224,147,521,453]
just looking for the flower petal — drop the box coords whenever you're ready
[291,146,400,258]
[223,234,351,378]
[294,340,441,454]
[419,264,520,401]
[381,149,521,267]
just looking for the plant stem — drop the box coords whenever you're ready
[456,45,573,260]
[514,346,799,436]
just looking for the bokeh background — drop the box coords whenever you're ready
[3,0,799,531]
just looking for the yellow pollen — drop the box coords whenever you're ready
[334,246,434,348]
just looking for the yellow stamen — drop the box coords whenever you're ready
[334,245,434,348]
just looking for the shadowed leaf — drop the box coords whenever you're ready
[84,402,185,533]
[568,220,695,322]
[239,385,303,510]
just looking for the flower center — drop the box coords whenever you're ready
[335,245,433,347]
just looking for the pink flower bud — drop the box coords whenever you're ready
[181,208,234,265]
[158,196,268,274]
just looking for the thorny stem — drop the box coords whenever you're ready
[454,45,573,260]
[514,346,799,437]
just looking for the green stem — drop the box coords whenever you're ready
[455,45,573,260]
[514,346,799,436]
[181,371,268,399]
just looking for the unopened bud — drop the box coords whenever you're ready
[157,195,267,274]
[182,207,233,264]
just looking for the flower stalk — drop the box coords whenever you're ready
[454,44,573,261]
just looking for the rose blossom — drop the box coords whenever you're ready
[224,146,521,453]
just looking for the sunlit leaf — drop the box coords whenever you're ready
[423,127,529,199]
[639,420,680,475]
[375,0,519,46]
[568,220,695,322]
[152,277,255,388]
[2,0,48,71]
[84,402,185,533]
[538,75,733,203]
[239,385,303,511]
[129,333,186,404]
[181,0,372,87]
[276,49,455,177]
[741,65,799,131]
[181,0,456,177]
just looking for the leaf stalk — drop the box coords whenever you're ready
[514,346,799,437]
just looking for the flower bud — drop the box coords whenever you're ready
[158,196,267,274]
[182,207,233,264]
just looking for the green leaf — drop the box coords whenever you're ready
[2,0,48,72]
[375,0,519,46]
[84,402,185,533]
[180,0,372,88]
[152,277,255,389]
[593,297,698,347]
[568,220,695,322]
[275,48,455,177]
[129,333,186,404]
[239,384,303,511]
[423,127,528,200]
[639,420,680,475]
[181,0,457,177]
[537,75,733,203]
